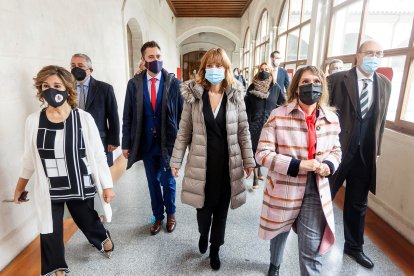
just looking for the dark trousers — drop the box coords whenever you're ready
[196,193,231,247]
[143,154,176,220]
[331,151,370,251]
[101,137,113,167]
[40,199,108,275]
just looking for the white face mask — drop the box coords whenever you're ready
[272,60,280,67]
[330,68,341,74]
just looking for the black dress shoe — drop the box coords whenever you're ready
[344,248,374,269]
[267,263,280,276]
[209,245,221,270]
[198,235,208,254]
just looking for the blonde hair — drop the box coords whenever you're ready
[286,65,332,110]
[196,48,234,91]
[251,62,273,83]
[34,65,77,108]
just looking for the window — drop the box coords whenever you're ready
[276,0,313,74]
[326,0,414,135]
[402,59,414,123]
[254,10,269,69]
[328,0,363,56]
[242,28,251,78]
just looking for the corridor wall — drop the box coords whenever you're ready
[0,0,178,270]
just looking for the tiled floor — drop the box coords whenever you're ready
[64,162,402,275]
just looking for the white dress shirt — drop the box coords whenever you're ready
[356,68,374,111]
[146,71,162,101]
[273,66,279,83]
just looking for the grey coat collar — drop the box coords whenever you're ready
[180,80,244,104]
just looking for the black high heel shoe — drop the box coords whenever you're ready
[103,230,114,258]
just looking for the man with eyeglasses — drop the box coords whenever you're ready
[327,40,391,269]
[70,53,120,167]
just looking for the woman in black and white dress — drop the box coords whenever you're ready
[13,65,115,276]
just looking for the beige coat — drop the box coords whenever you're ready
[170,80,255,209]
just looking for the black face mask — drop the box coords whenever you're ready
[259,71,270,80]
[43,88,68,108]
[146,60,163,74]
[71,67,87,81]
[298,83,322,105]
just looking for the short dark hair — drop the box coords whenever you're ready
[270,50,280,58]
[141,41,161,56]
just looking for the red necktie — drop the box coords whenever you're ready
[150,78,157,111]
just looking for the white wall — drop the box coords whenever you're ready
[369,129,414,244]
[0,0,178,270]
[123,0,179,74]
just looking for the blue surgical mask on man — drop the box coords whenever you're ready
[205,68,225,85]
[361,56,380,75]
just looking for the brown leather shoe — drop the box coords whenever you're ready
[150,219,163,235]
[166,215,176,233]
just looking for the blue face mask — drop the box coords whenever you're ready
[146,60,163,74]
[205,68,225,85]
[361,56,380,75]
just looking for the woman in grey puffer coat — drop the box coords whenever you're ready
[170,48,255,271]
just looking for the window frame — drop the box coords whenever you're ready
[254,9,270,70]
[242,28,251,78]
[276,0,312,69]
[324,0,414,136]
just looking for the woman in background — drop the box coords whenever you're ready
[170,48,255,271]
[245,62,285,189]
[14,65,115,276]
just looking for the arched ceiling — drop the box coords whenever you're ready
[180,32,236,51]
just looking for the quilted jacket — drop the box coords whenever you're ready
[170,80,256,209]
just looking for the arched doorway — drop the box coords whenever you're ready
[126,18,143,78]
[182,51,206,81]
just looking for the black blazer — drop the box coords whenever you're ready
[85,76,120,148]
[327,67,391,193]
[122,69,182,170]
[245,82,285,152]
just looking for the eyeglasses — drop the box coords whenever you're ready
[359,51,384,58]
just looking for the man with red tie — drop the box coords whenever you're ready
[122,41,183,235]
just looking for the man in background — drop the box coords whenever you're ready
[328,40,391,269]
[270,50,290,95]
[70,53,120,167]
[122,41,182,235]
[233,67,246,88]
[328,59,344,75]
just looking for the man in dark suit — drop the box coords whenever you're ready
[328,40,391,269]
[233,67,246,88]
[70,54,120,167]
[270,50,290,95]
[122,41,182,235]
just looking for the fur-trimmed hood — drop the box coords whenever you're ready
[180,80,244,104]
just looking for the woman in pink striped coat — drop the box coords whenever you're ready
[256,66,342,276]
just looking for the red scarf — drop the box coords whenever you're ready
[305,109,317,160]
